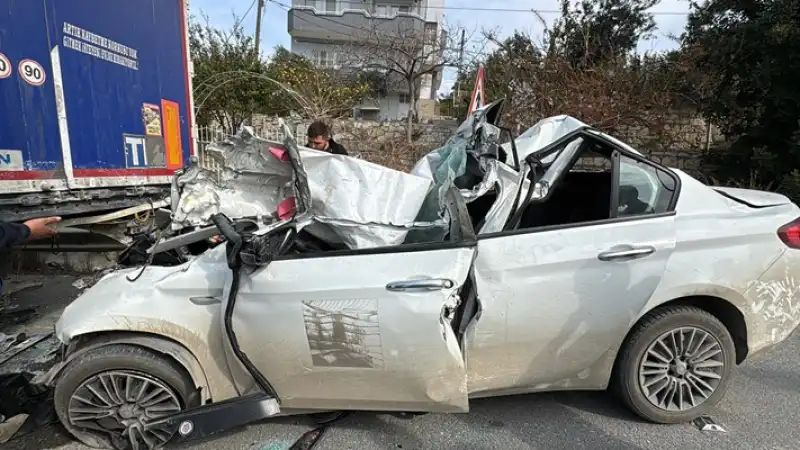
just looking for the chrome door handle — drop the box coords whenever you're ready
[386,278,455,291]
[597,246,656,261]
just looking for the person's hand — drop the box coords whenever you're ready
[23,216,62,241]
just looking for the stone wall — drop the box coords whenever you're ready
[198,111,723,174]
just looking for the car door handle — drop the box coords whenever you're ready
[386,278,455,291]
[597,246,656,261]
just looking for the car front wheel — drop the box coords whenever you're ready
[53,344,198,449]
[613,305,736,424]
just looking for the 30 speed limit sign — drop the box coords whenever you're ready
[18,59,46,86]
[0,53,11,79]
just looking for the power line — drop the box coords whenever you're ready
[271,1,690,16]
[234,0,259,28]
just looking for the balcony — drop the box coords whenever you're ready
[288,7,431,43]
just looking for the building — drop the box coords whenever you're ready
[287,0,445,121]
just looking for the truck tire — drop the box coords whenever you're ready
[613,305,736,424]
[54,344,198,449]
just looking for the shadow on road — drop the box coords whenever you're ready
[453,392,648,450]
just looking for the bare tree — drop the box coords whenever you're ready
[340,21,471,142]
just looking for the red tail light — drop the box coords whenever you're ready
[778,217,800,248]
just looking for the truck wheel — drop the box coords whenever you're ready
[613,305,736,424]
[54,344,198,449]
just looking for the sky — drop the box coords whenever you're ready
[188,0,693,96]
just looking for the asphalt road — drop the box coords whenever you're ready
[4,275,800,450]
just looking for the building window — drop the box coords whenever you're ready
[314,50,336,68]
[397,5,409,13]
[398,93,410,104]
[425,23,437,44]
[325,0,336,12]
[375,4,388,16]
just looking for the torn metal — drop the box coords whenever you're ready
[170,120,436,250]
[161,99,592,254]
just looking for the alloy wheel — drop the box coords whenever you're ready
[67,370,182,449]
[638,326,725,412]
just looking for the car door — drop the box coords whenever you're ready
[227,245,476,413]
[465,136,681,396]
[223,185,478,413]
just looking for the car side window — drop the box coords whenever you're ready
[617,155,676,217]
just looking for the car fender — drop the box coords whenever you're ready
[52,262,242,403]
[644,282,750,318]
[570,283,750,391]
[43,331,215,403]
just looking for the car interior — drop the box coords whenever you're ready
[518,140,616,229]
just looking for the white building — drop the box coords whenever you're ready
[287,0,445,120]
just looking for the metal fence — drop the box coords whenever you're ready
[195,124,307,174]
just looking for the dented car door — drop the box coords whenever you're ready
[223,244,476,413]
[465,133,680,396]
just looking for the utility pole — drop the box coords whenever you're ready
[454,29,466,108]
[254,0,265,58]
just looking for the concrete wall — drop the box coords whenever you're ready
[202,111,722,173]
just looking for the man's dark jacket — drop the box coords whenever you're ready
[0,221,29,250]
[0,221,29,294]
[328,138,348,156]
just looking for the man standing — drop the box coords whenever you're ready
[1,217,61,294]
[306,121,348,156]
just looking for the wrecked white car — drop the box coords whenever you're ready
[44,100,800,449]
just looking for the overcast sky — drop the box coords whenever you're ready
[189,0,692,96]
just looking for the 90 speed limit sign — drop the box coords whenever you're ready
[0,53,11,79]
[18,59,46,86]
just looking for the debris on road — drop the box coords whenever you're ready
[0,414,28,443]
[71,277,92,290]
[0,372,57,443]
[693,415,727,432]
[0,280,44,299]
[71,270,112,291]
[0,333,52,366]
[0,279,64,445]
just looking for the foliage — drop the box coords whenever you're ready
[548,0,659,68]
[190,18,372,127]
[266,47,372,120]
[189,14,274,129]
[453,36,686,139]
[682,0,800,195]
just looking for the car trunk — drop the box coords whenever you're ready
[713,187,792,208]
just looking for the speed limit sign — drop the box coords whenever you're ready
[18,59,46,86]
[0,53,11,79]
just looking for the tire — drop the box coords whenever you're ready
[612,305,736,424]
[53,344,198,449]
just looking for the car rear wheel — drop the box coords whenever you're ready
[613,305,736,424]
[54,344,198,449]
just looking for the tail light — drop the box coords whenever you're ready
[777,217,800,248]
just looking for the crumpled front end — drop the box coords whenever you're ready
[171,120,436,249]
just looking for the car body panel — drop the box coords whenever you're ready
[466,214,676,396]
[54,246,240,402]
[639,171,800,355]
[223,246,476,412]
[712,186,792,207]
